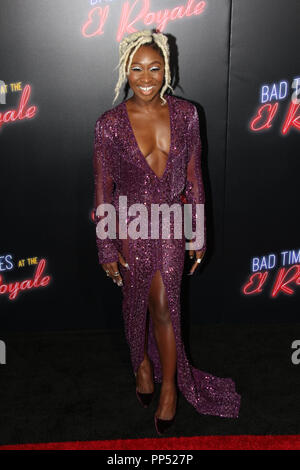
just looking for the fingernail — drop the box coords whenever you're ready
[118,282,123,286]
[125,263,130,269]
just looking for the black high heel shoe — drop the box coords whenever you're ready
[154,387,178,435]
[136,388,155,408]
[135,360,155,408]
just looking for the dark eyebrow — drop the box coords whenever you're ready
[131,61,162,65]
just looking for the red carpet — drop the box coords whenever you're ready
[0,435,299,450]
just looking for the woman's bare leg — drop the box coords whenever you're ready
[136,309,155,393]
[148,270,177,420]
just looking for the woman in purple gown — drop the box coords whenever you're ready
[93,29,241,435]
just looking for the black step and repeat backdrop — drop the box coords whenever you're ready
[0,0,299,331]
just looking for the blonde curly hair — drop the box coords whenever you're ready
[112,29,174,106]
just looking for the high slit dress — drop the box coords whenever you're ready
[93,93,241,418]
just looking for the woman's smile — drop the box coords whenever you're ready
[138,85,155,95]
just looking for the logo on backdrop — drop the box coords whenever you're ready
[0,82,38,131]
[249,76,300,135]
[82,0,207,41]
[0,255,51,301]
[241,248,300,298]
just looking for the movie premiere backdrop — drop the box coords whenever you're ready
[0,0,299,332]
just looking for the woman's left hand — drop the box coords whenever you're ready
[188,247,206,275]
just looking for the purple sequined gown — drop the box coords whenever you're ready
[93,94,241,418]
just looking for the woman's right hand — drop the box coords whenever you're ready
[102,252,129,287]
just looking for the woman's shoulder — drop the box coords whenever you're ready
[168,94,197,123]
[95,101,124,131]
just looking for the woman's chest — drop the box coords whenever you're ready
[112,112,188,182]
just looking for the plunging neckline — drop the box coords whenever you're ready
[123,94,173,182]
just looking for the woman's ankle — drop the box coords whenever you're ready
[161,380,176,390]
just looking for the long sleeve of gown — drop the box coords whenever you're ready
[183,104,207,251]
[93,116,119,264]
